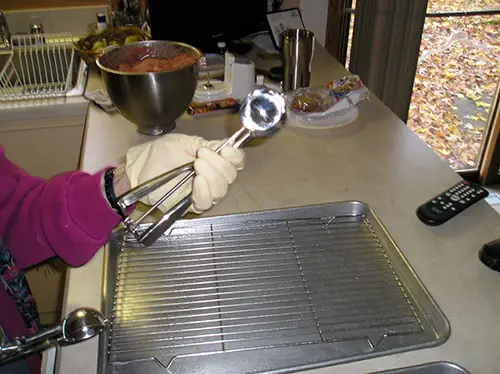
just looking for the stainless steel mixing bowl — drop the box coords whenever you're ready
[96,40,201,136]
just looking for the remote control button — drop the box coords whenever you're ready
[445,192,451,196]
[460,199,465,204]
[431,207,442,214]
[471,194,476,198]
[451,207,456,211]
[450,195,460,202]
[466,198,471,202]
[432,199,437,203]
[438,196,443,200]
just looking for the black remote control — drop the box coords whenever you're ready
[416,180,489,226]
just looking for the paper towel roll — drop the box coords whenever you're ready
[231,58,255,100]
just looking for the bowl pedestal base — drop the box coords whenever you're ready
[137,121,176,136]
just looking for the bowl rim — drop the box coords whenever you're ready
[95,40,202,76]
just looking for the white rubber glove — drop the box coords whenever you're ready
[125,134,245,214]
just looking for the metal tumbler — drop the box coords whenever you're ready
[281,29,315,92]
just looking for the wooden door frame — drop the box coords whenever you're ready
[479,80,500,185]
[325,0,352,66]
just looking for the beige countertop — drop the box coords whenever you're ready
[57,45,500,374]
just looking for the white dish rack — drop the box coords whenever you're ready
[0,33,76,101]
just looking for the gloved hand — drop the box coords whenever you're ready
[125,134,245,214]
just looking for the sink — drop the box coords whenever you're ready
[371,362,471,374]
[0,38,88,101]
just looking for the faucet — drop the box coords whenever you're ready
[0,10,11,50]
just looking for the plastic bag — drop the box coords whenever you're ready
[286,75,369,127]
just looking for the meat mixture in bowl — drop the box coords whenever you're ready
[119,53,198,73]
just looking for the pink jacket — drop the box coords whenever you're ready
[0,146,122,373]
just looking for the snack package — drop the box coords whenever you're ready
[286,75,369,127]
[326,75,364,101]
[187,98,239,117]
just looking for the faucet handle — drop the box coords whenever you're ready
[30,23,44,35]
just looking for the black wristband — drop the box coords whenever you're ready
[104,168,124,217]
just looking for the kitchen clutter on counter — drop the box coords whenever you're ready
[193,51,256,103]
[84,10,367,133]
[89,38,368,130]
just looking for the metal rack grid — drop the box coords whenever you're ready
[103,202,449,374]
[0,33,75,101]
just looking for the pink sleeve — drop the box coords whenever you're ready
[0,146,123,269]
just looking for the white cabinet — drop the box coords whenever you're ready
[0,104,88,178]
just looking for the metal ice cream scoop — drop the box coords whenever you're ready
[0,307,107,366]
[117,86,287,247]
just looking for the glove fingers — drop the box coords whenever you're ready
[192,176,212,212]
[194,157,229,202]
[220,147,245,171]
[203,140,245,169]
[198,147,237,184]
[182,134,207,157]
[205,139,225,151]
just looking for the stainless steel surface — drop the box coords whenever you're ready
[0,33,88,101]
[96,40,201,136]
[371,362,470,374]
[99,201,450,374]
[0,10,10,50]
[0,307,106,366]
[282,29,315,92]
[61,307,108,344]
[117,87,287,247]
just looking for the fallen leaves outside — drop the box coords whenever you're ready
[407,0,500,170]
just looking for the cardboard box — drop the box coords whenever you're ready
[25,259,67,326]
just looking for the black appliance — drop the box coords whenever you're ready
[147,0,269,53]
